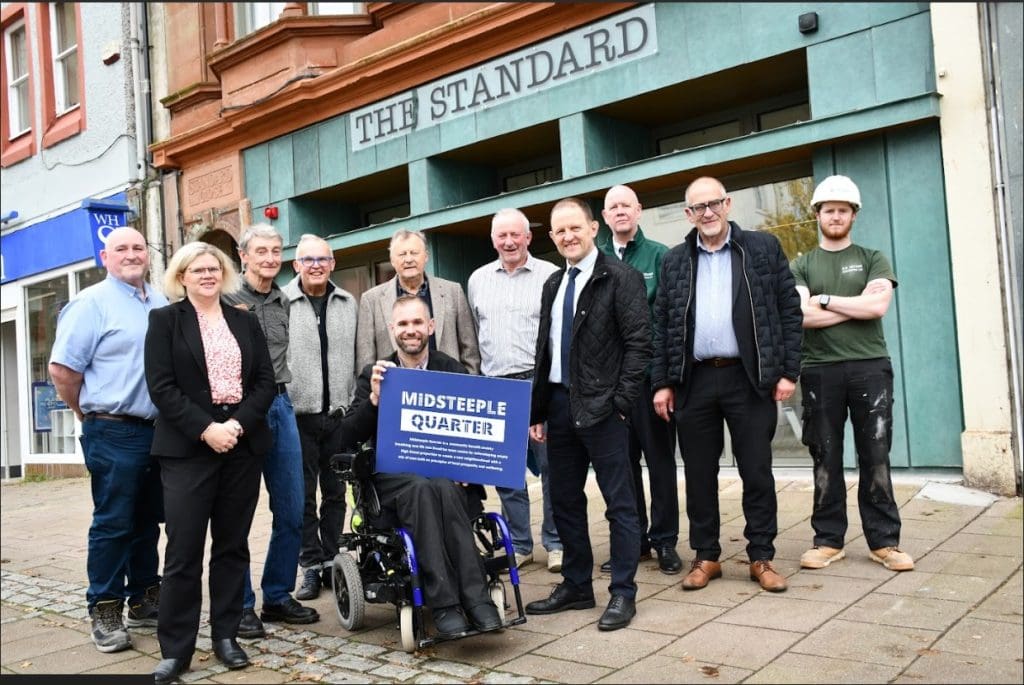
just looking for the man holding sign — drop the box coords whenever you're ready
[338,295,502,638]
[527,197,651,631]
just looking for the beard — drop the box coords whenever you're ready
[821,222,852,240]
[397,334,427,356]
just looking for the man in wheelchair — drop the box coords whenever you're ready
[335,295,503,637]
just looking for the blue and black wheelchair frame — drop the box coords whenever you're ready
[328,446,527,652]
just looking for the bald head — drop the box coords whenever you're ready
[101,227,149,288]
[602,184,643,241]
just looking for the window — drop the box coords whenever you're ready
[235,2,364,39]
[37,1,84,148]
[49,2,77,114]
[5,21,29,135]
[1,4,35,167]
[27,276,72,455]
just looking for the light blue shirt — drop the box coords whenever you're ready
[548,247,598,384]
[692,233,740,360]
[49,275,169,419]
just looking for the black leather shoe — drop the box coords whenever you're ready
[466,602,502,632]
[260,597,320,624]
[237,608,265,639]
[322,567,333,590]
[655,546,683,575]
[525,583,596,615]
[598,594,636,631]
[212,638,249,669]
[432,606,469,637]
[294,567,322,601]
[153,656,191,684]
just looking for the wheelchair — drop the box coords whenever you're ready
[328,445,527,652]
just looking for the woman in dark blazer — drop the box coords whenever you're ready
[144,241,275,685]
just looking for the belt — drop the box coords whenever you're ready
[496,369,535,381]
[85,412,154,426]
[276,383,288,395]
[694,357,741,368]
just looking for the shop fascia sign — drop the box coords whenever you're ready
[350,4,657,151]
[82,199,133,267]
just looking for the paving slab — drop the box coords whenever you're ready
[595,654,752,684]
[746,652,902,683]
[531,626,676,669]
[838,593,969,631]
[717,595,844,633]
[496,653,613,684]
[931,616,1024,661]
[894,648,1024,684]
[790,617,941,668]
[658,620,804,670]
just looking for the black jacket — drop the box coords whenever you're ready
[651,222,802,399]
[531,250,651,428]
[145,298,275,458]
[339,351,486,498]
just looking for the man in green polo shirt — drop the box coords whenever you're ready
[791,175,913,573]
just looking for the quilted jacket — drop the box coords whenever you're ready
[531,251,651,428]
[651,222,802,399]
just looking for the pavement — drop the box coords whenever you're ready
[1,470,1021,683]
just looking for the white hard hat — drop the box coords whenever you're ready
[811,175,861,211]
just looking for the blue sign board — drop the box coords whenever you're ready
[376,368,531,489]
[83,200,131,267]
[0,192,129,284]
[31,381,68,432]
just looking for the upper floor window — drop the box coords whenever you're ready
[4,19,30,136]
[49,2,78,113]
[235,2,363,39]
[1,3,36,167]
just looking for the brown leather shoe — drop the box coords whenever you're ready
[681,559,722,591]
[749,559,787,592]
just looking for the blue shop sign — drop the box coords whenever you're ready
[0,192,128,284]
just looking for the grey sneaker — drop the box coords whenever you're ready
[90,599,131,653]
[126,584,159,628]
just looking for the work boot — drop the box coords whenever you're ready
[90,599,131,653]
[126,584,159,628]
[870,547,914,572]
[800,546,845,569]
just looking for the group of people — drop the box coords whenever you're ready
[47,172,912,682]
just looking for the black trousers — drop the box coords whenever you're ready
[296,412,347,568]
[800,358,901,550]
[157,450,262,658]
[374,474,489,610]
[674,364,778,562]
[626,376,679,549]
[547,385,640,599]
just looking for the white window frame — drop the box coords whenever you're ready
[49,2,79,115]
[234,2,365,38]
[4,19,30,138]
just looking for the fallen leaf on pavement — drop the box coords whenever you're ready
[681,655,695,663]
[19,661,31,668]
[700,665,720,677]
[917,648,940,656]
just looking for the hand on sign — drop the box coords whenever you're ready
[529,423,547,443]
[370,360,396,406]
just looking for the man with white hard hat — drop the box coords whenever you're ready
[790,175,913,573]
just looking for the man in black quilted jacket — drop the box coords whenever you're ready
[651,177,802,594]
[526,197,650,631]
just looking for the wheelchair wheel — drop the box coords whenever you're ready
[399,605,416,653]
[333,553,365,631]
[490,582,507,622]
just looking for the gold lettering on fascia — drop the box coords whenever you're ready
[349,4,658,151]
[187,167,235,206]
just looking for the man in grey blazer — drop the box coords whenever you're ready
[356,229,481,374]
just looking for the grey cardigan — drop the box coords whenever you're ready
[282,276,358,416]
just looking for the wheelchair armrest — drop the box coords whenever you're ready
[330,443,376,480]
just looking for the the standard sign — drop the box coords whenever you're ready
[376,368,531,489]
[350,4,657,151]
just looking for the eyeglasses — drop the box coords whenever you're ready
[187,266,222,275]
[297,256,334,267]
[686,198,727,215]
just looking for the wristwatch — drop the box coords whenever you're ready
[818,294,831,309]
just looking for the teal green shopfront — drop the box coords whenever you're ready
[239,3,962,471]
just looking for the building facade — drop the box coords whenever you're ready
[4,3,1018,494]
[0,2,163,477]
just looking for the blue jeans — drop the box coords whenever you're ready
[81,417,163,609]
[496,435,561,555]
[243,392,305,608]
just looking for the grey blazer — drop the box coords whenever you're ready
[355,275,480,374]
